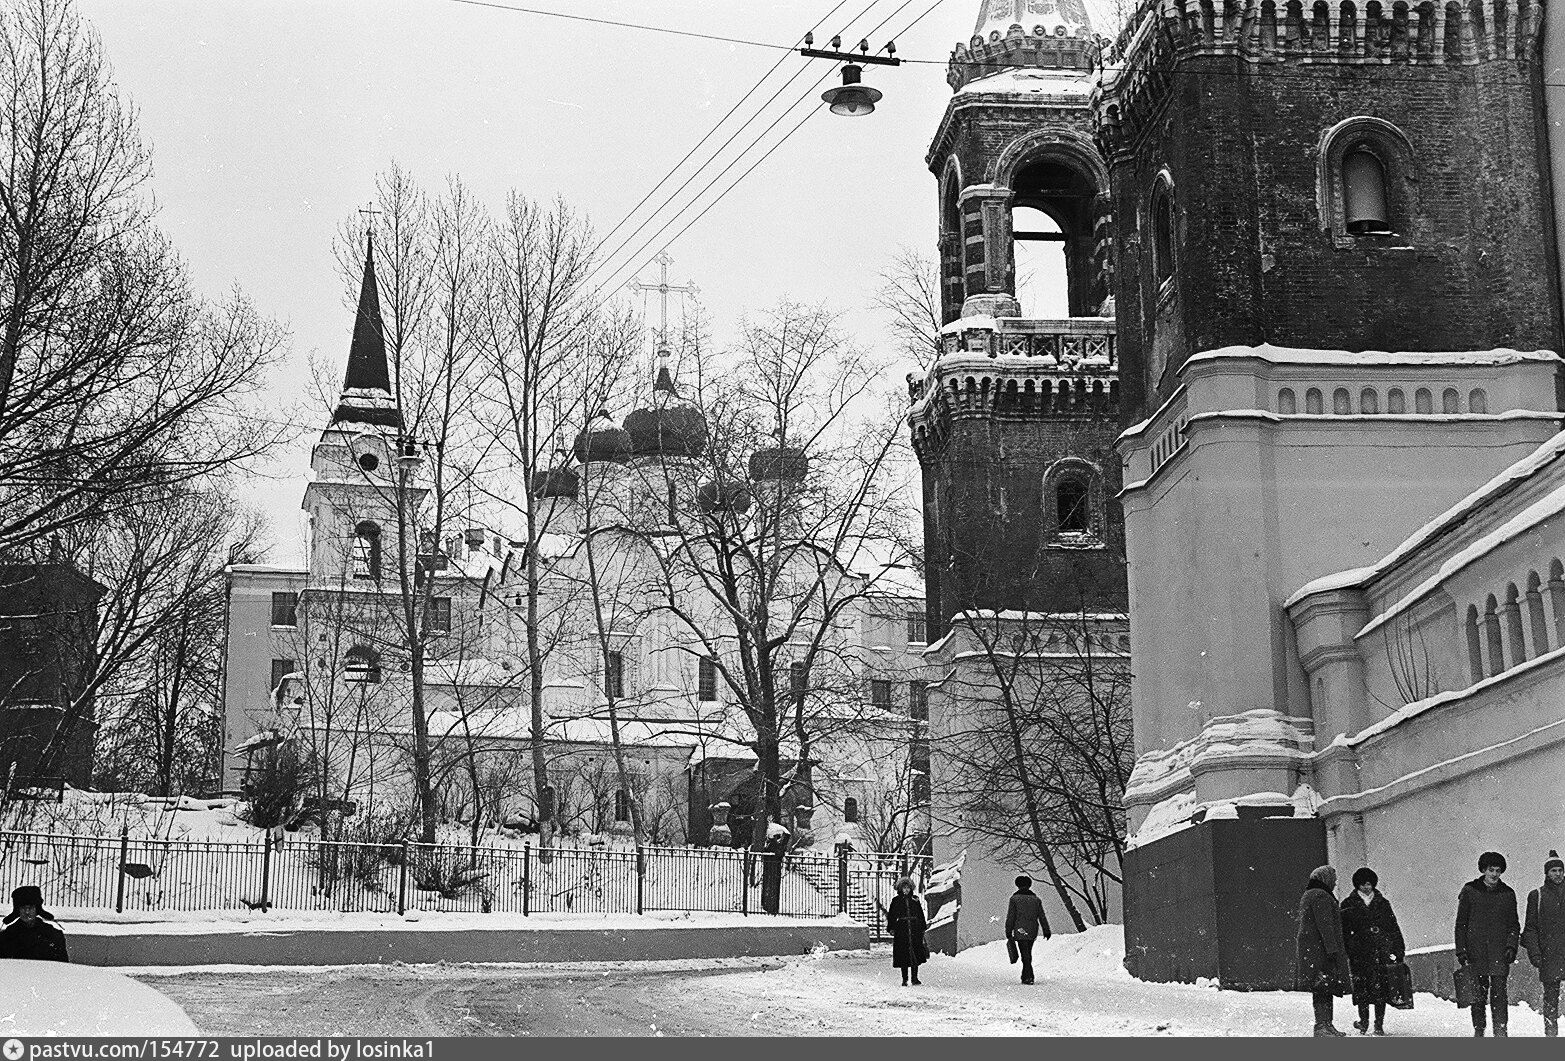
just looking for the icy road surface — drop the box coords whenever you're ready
[130,927,1554,1037]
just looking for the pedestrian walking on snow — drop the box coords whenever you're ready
[1339,867,1405,1036]
[888,876,928,986]
[1297,865,1351,1036]
[1456,851,1521,1037]
[0,885,68,962]
[1522,850,1565,1037]
[1005,874,1051,985]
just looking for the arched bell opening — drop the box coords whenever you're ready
[1010,158,1103,318]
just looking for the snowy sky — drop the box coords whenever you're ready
[75,0,1096,565]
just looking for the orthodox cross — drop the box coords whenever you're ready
[631,251,698,350]
[358,203,382,242]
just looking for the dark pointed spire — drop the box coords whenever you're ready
[332,234,401,429]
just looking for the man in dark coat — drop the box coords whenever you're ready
[887,876,928,986]
[1297,865,1350,1037]
[1005,874,1051,985]
[0,885,68,962]
[1340,866,1405,1036]
[1456,850,1521,1037]
[1522,850,1565,1038]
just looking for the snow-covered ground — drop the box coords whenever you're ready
[0,960,199,1035]
[130,925,1553,1037]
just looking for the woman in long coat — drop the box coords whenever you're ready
[1340,867,1405,1035]
[887,876,929,986]
[1297,865,1351,1037]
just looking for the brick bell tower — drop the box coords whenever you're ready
[1094,0,1564,419]
[910,0,1128,642]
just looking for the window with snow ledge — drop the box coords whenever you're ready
[1042,457,1107,547]
[1149,171,1177,302]
[1317,116,1418,251]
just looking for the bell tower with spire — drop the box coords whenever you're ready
[909,0,1126,643]
[302,234,423,586]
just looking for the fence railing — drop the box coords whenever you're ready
[0,829,930,936]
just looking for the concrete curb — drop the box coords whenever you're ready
[67,922,871,967]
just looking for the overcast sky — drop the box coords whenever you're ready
[75,0,1088,565]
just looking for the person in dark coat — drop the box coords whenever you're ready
[1456,850,1521,1037]
[1004,874,1051,985]
[1339,867,1405,1036]
[887,876,928,986]
[0,885,68,962]
[1522,850,1565,1038]
[1297,865,1350,1037]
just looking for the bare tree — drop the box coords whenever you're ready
[628,299,913,913]
[0,0,285,558]
[935,604,1133,928]
[874,246,943,365]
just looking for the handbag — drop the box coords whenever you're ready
[1453,963,1481,1007]
[1007,937,1019,964]
[1386,960,1415,1010]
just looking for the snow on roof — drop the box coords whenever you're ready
[1184,344,1560,370]
[1284,430,1565,613]
[955,68,1095,98]
[422,657,524,689]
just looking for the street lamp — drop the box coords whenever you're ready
[800,34,901,117]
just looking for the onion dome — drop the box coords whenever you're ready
[748,446,810,483]
[572,409,632,465]
[624,346,708,459]
[697,481,753,515]
[532,466,580,500]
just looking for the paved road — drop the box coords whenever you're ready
[137,961,791,1037]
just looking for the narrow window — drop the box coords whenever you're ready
[1277,388,1297,414]
[1415,388,1434,414]
[1333,388,1352,415]
[667,482,678,523]
[1468,388,1488,413]
[698,657,718,701]
[1343,148,1391,234]
[1359,388,1379,414]
[1505,584,1527,668]
[906,610,927,644]
[870,679,893,708]
[1526,572,1549,657]
[1465,606,1483,684]
[909,680,929,723]
[789,661,808,705]
[1442,388,1461,414]
[1387,388,1406,414]
[270,592,299,628]
[353,521,382,580]
[428,597,452,634]
[910,739,932,805]
[270,659,296,690]
[1483,595,1504,677]
[614,789,630,823]
[1057,477,1091,533]
[605,650,625,699]
[843,796,859,824]
[1152,186,1175,284]
[1305,388,1324,414]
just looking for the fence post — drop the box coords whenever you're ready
[635,845,645,915]
[259,832,273,912]
[113,827,129,914]
[741,849,750,917]
[522,844,531,917]
[837,848,848,915]
[396,841,410,916]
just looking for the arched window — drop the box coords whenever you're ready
[1550,559,1565,647]
[344,646,381,684]
[1465,604,1484,684]
[1343,149,1391,234]
[614,789,631,823]
[353,521,381,580]
[605,650,625,699]
[1152,181,1175,285]
[1442,388,1461,413]
[1415,388,1433,414]
[1526,572,1549,657]
[1333,388,1352,415]
[1278,388,1297,414]
[1305,388,1324,414]
[1359,388,1379,414]
[843,797,859,824]
[1387,388,1406,414]
[1504,584,1527,668]
[1468,388,1488,413]
[1484,595,1504,677]
[1057,477,1091,532]
[790,661,808,705]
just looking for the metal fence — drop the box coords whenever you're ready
[0,829,929,935]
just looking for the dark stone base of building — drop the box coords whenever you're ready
[1123,814,1327,989]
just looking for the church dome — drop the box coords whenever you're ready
[697,481,753,515]
[624,404,708,459]
[572,409,632,465]
[532,466,580,500]
[748,446,810,483]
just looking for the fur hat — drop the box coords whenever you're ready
[1351,867,1378,890]
[4,885,54,924]
[895,876,916,895]
[1479,851,1507,873]
[1015,875,1033,890]
[1545,850,1563,874]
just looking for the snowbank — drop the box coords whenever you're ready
[0,959,199,1035]
[949,923,1130,980]
[61,910,860,935]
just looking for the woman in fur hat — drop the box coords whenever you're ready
[0,885,69,962]
[887,876,929,986]
[1297,865,1351,1036]
[1522,850,1565,1037]
[1340,867,1405,1035]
